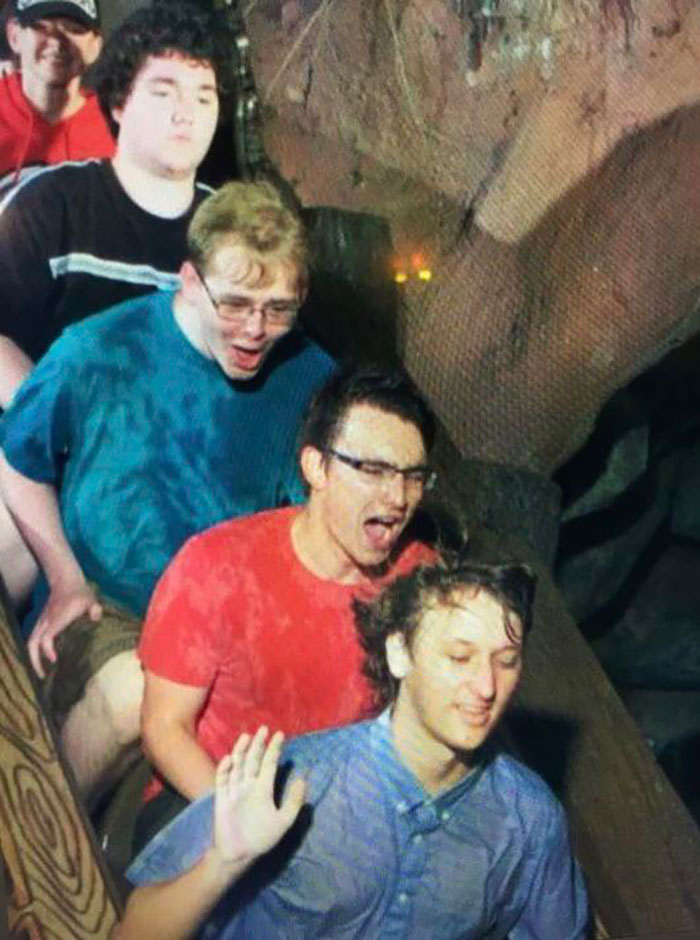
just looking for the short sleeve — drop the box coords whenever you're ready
[0,175,62,357]
[509,801,590,940]
[139,533,235,687]
[0,334,76,482]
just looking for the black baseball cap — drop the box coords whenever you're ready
[13,0,100,29]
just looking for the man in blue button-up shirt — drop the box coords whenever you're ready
[118,561,590,939]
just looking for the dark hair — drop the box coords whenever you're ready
[354,561,536,708]
[92,1,232,132]
[300,366,437,457]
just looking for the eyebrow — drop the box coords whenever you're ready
[147,77,218,92]
[447,638,522,653]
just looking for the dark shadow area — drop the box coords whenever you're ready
[505,707,579,799]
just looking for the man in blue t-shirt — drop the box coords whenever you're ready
[0,179,335,802]
[119,561,590,940]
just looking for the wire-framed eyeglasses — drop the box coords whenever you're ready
[194,265,299,327]
[326,448,437,491]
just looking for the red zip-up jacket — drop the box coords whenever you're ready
[0,70,114,191]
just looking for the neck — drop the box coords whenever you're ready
[390,695,471,795]
[21,72,84,123]
[291,503,363,585]
[111,151,195,218]
[172,293,207,356]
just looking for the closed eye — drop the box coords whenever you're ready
[496,654,521,669]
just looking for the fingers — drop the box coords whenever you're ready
[259,730,285,787]
[280,775,307,829]
[243,725,269,779]
[219,726,286,790]
[27,632,45,678]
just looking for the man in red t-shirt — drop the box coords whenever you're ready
[1,0,114,192]
[136,368,440,844]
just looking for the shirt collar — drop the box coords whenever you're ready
[369,709,487,818]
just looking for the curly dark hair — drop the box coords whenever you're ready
[91,1,233,133]
[299,366,437,458]
[353,561,536,708]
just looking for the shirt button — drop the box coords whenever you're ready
[398,892,409,904]
[396,801,408,814]
[441,810,451,821]
[413,833,423,844]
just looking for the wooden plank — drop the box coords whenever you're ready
[462,520,700,937]
[0,579,120,939]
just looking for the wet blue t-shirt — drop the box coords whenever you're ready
[0,290,335,620]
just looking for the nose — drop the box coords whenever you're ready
[469,659,496,703]
[44,23,69,46]
[383,471,409,508]
[173,93,195,124]
[240,308,266,339]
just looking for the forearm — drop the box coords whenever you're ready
[143,719,217,801]
[115,848,248,940]
[0,452,84,588]
[0,337,34,409]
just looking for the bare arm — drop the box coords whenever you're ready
[114,728,307,940]
[0,337,33,409]
[0,452,101,676]
[141,671,217,800]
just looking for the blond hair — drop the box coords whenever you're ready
[188,181,308,293]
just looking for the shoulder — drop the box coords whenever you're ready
[294,334,337,373]
[194,180,215,204]
[283,721,372,784]
[175,507,296,565]
[0,158,104,214]
[57,291,167,350]
[395,538,438,572]
[485,753,567,835]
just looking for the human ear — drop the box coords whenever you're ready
[386,632,412,681]
[6,19,21,56]
[83,31,102,67]
[299,446,326,492]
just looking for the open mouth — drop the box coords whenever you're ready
[363,515,405,553]
[228,344,265,372]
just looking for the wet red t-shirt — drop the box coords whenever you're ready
[139,506,436,798]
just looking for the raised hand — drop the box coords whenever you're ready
[213,727,306,868]
[27,580,103,678]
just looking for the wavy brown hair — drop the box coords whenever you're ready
[353,561,536,708]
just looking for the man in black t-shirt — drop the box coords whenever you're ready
[0,1,232,602]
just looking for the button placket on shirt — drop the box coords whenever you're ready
[383,800,438,936]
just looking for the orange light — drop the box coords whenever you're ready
[417,269,432,282]
[411,253,424,270]
[394,271,409,284]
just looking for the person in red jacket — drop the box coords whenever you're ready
[0,0,114,192]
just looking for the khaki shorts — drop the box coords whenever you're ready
[42,594,141,728]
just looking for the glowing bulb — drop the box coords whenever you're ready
[417,269,432,281]
[394,272,408,284]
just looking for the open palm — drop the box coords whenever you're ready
[213,727,307,866]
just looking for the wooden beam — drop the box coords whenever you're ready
[0,579,120,938]
[459,519,700,936]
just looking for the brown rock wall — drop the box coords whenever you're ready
[247,0,700,471]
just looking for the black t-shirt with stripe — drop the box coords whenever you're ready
[0,159,212,361]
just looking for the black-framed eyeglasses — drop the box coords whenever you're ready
[194,265,299,327]
[326,448,436,491]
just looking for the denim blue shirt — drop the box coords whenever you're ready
[0,290,335,625]
[128,713,589,939]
